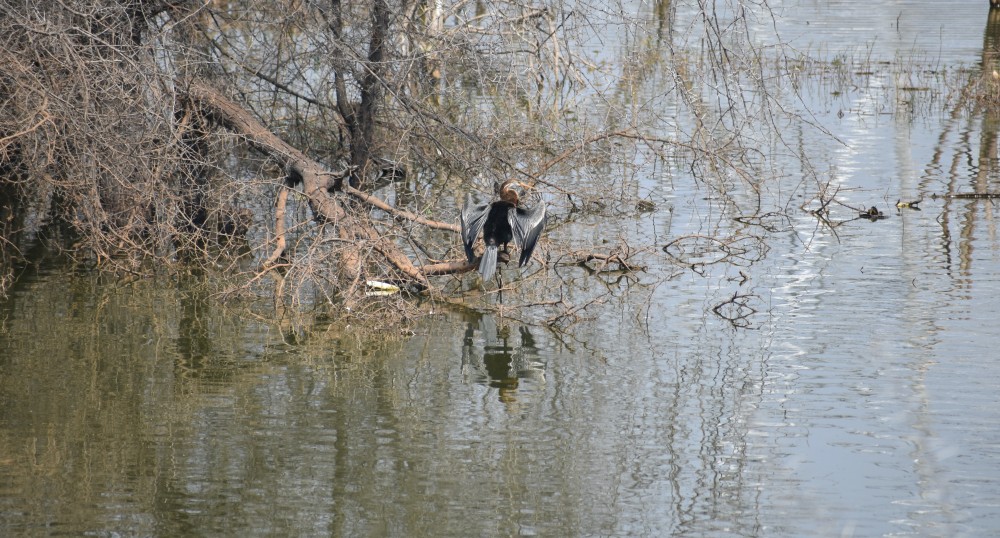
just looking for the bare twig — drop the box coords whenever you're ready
[344,185,460,233]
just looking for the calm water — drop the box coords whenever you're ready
[4,1,1000,537]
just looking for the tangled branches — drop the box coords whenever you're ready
[0,0,785,329]
[0,1,246,279]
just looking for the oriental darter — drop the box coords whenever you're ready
[460,179,547,284]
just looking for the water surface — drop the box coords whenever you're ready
[4,1,1000,537]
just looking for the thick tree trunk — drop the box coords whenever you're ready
[352,0,390,182]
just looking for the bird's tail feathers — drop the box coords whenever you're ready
[479,245,498,281]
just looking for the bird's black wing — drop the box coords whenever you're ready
[460,194,491,263]
[510,201,546,267]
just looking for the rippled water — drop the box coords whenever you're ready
[4,1,1000,537]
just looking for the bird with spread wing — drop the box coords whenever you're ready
[460,179,547,283]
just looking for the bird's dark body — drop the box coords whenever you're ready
[483,202,515,248]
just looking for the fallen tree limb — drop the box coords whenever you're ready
[420,259,479,275]
[186,80,348,222]
[184,80,431,290]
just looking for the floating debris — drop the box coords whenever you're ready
[636,199,656,212]
[860,206,888,220]
[365,280,400,296]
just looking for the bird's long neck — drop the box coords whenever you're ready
[498,181,519,205]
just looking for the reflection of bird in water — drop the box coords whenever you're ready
[461,179,547,281]
[461,316,546,406]
[483,337,519,403]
